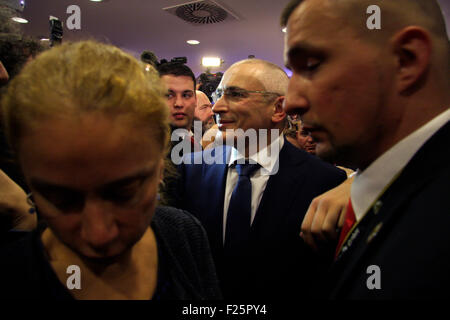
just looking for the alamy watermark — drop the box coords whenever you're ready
[366,265,382,290]
[170,121,281,175]
[63,4,382,31]
[66,264,81,290]
[53,5,81,31]
[66,5,81,30]
[366,5,381,30]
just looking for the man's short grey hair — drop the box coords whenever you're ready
[230,58,289,96]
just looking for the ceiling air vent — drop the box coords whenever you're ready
[163,0,240,25]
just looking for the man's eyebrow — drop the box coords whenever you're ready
[287,42,322,58]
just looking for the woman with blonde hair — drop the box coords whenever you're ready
[0,41,221,300]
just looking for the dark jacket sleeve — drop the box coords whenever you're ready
[152,206,223,300]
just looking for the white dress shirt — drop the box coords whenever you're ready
[352,108,450,221]
[222,134,285,242]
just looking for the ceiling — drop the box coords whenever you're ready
[15,0,450,77]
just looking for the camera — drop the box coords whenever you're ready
[49,16,63,47]
[140,51,159,68]
[158,56,188,66]
[197,72,223,102]
[141,52,188,68]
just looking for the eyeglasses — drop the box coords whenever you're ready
[212,87,281,103]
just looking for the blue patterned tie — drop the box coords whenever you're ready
[224,162,260,254]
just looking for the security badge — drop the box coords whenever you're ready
[366,200,384,244]
[367,222,383,244]
[339,200,385,257]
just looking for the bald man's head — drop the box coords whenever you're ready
[282,0,449,168]
[282,0,449,66]
[195,90,215,131]
[212,58,289,141]
[227,59,290,97]
[282,0,448,39]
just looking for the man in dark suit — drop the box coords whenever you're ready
[157,62,203,206]
[157,62,205,157]
[178,58,346,299]
[282,0,450,298]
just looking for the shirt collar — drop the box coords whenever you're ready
[228,133,285,175]
[351,108,450,221]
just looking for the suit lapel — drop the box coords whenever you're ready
[252,138,308,233]
[200,146,231,254]
[330,121,450,297]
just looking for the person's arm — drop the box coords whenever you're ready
[0,169,36,231]
[300,176,354,253]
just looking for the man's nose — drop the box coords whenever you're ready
[212,97,228,114]
[80,198,119,249]
[207,106,214,117]
[284,74,309,117]
[174,95,184,109]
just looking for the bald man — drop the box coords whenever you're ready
[195,90,215,132]
[282,0,450,298]
[178,58,346,299]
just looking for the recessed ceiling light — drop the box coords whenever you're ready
[282,27,287,33]
[187,40,200,45]
[202,57,221,67]
[90,0,103,2]
[11,17,28,23]
[40,38,50,42]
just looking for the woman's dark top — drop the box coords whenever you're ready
[0,206,222,300]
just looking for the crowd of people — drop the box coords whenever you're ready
[0,0,449,300]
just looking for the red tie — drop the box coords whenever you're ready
[190,136,202,151]
[335,199,356,259]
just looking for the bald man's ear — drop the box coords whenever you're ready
[272,96,287,124]
[392,26,431,95]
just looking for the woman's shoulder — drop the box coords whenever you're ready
[0,230,37,262]
[0,230,50,299]
[152,205,205,237]
[151,205,212,257]
[151,206,222,300]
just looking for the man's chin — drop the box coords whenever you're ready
[203,122,214,132]
[171,119,189,130]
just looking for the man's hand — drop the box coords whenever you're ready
[0,170,37,231]
[300,176,354,253]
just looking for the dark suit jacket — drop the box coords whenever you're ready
[178,138,347,299]
[329,121,450,299]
